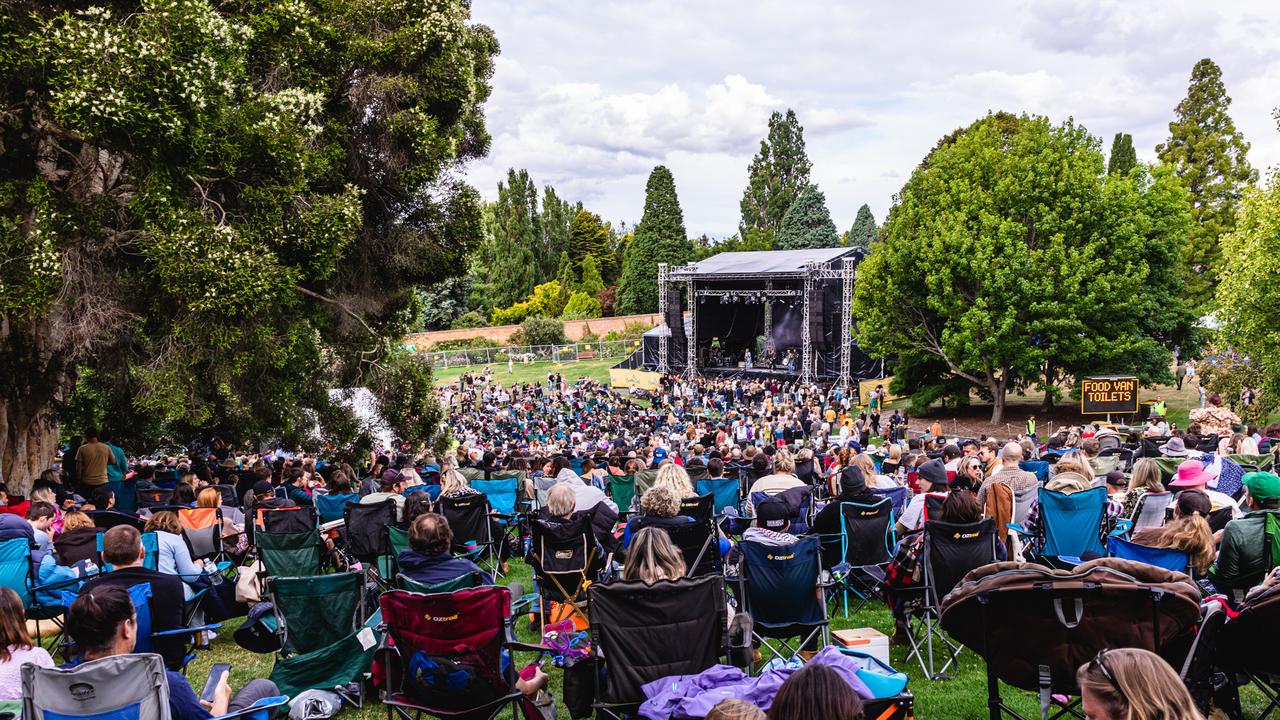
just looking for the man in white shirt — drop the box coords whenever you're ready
[896,458,949,535]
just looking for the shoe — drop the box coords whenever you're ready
[891,620,911,646]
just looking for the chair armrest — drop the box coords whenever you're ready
[1109,519,1133,538]
[506,641,550,655]
[1006,523,1029,537]
[152,623,221,638]
[211,695,290,720]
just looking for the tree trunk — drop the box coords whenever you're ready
[0,394,60,496]
[990,379,1007,424]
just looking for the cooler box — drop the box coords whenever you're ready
[832,627,890,665]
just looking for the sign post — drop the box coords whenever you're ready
[1080,376,1140,422]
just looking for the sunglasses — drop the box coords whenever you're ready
[1090,648,1126,701]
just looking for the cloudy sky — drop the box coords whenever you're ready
[462,0,1280,238]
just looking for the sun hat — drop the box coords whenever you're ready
[1159,437,1189,457]
[1169,459,1214,488]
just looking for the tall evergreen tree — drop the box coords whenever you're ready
[777,185,839,249]
[484,169,541,308]
[1107,133,1137,175]
[1156,58,1257,307]
[555,250,577,292]
[846,204,877,249]
[579,255,605,297]
[540,186,574,277]
[618,166,691,314]
[569,208,613,277]
[739,109,812,248]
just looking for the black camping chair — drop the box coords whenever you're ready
[261,505,317,534]
[210,484,240,508]
[737,535,830,667]
[905,518,999,680]
[1218,583,1280,720]
[89,509,143,531]
[438,493,504,579]
[663,519,720,578]
[678,493,716,525]
[827,497,897,618]
[343,498,398,586]
[527,511,608,631]
[589,576,728,719]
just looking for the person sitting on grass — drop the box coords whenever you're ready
[64,586,280,720]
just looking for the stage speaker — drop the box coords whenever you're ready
[665,289,684,339]
[808,287,827,349]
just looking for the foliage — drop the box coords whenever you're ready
[617,166,691,314]
[478,170,541,309]
[489,280,569,325]
[1199,353,1273,425]
[555,251,577,292]
[1156,58,1258,308]
[1214,169,1280,421]
[450,311,488,329]
[516,316,567,347]
[0,0,496,479]
[579,255,606,297]
[412,276,471,332]
[540,186,575,278]
[690,232,774,261]
[560,291,603,320]
[1108,133,1137,176]
[430,336,496,351]
[596,286,617,316]
[366,352,447,455]
[845,204,877,249]
[739,109,812,248]
[776,185,839,249]
[888,355,974,416]
[854,112,1193,423]
[570,209,612,278]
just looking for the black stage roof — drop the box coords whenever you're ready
[669,247,861,279]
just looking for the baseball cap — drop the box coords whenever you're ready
[252,480,274,495]
[756,499,791,530]
[1244,471,1280,505]
[1104,470,1126,487]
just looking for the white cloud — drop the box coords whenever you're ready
[464,0,1280,237]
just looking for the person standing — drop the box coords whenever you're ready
[1026,415,1037,441]
[73,428,112,510]
[1150,397,1167,419]
[100,430,132,512]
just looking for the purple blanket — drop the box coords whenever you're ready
[638,647,873,719]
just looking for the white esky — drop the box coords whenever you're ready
[463,0,1280,238]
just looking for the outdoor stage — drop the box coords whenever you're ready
[635,247,881,387]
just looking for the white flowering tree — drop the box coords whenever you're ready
[0,1,497,489]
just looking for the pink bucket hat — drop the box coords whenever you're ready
[1169,459,1214,488]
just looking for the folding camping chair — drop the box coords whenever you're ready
[1131,491,1173,533]
[1019,461,1051,485]
[23,653,288,720]
[1015,487,1108,567]
[265,572,375,705]
[379,585,538,720]
[343,498,398,584]
[210,483,240,508]
[678,493,716,525]
[137,488,174,509]
[0,537,77,655]
[259,505,317,535]
[871,485,908,517]
[1217,581,1280,720]
[439,493,504,578]
[663,518,720,578]
[472,475,525,563]
[828,498,896,618]
[396,571,484,594]
[255,529,324,579]
[609,475,636,516]
[526,512,607,631]
[315,492,361,524]
[737,535,830,667]
[177,507,234,573]
[696,477,741,515]
[589,576,729,719]
[1107,537,1191,574]
[89,509,144,531]
[59,581,218,673]
[904,517,999,680]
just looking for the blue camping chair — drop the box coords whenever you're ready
[871,486,908,518]
[747,488,813,535]
[1107,537,1191,574]
[696,477,741,515]
[0,537,82,654]
[23,653,288,720]
[1019,461,1051,484]
[737,535,829,666]
[98,530,159,572]
[829,498,896,618]
[1014,487,1108,565]
[314,492,361,524]
[60,582,218,673]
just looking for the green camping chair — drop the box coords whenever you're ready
[610,475,636,515]
[634,468,659,499]
[256,530,324,579]
[266,572,372,705]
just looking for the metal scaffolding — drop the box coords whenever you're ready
[657,262,669,374]
[800,262,816,385]
[836,256,855,389]
[683,277,698,378]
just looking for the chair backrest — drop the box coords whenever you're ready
[388,525,410,556]
[748,486,813,534]
[1019,461,1051,484]
[663,520,719,577]
[256,530,323,578]
[1132,492,1173,531]
[678,493,715,525]
[23,653,170,720]
[839,498,896,567]
[176,507,219,532]
[259,506,317,534]
[343,499,398,561]
[210,484,239,508]
[137,488,174,510]
[870,486,907,517]
[471,477,519,516]
[397,571,483,594]
[378,586,512,712]
[528,514,600,603]
[695,477,740,515]
[182,523,221,562]
[1012,485,1038,526]
[609,475,636,515]
[738,535,825,629]
[1039,487,1107,558]
[438,494,493,553]
[1107,537,1190,574]
[90,510,144,532]
[315,493,360,524]
[921,492,948,523]
[54,529,103,568]
[923,518,998,605]
[0,537,33,606]
[588,576,726,707]
[269,572,363,656]
[634,469,659,498]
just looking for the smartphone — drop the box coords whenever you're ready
[201,663,231,703]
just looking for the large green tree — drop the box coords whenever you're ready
[845,204,877,249]
[480,169,541,309]
[539,185,574,277]
[0,0,496,488]
[1108,133,1137,175]
[739,109,812,248]
[1156,58,1257,307]
[617,166,690,314]
[854,113,1193,423]
[776,185,839,249]
[569,208,612,277]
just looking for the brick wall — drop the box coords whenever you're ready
[402,313,660,350]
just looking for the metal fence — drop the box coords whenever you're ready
[419,338,645,369]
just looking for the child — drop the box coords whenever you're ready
[705,699,765,720]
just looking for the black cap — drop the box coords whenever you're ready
[1105,470,1126,487]
[757,499,791,530]
[917,459,948,489]
[252,480,274,495]
[840,465,867,495]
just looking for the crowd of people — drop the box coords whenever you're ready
[1,370,1277,719]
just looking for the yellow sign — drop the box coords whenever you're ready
[859,377,895,408]
[1080,376,1139,415]
[609,368,662,391]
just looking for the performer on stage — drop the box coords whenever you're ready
[744,348,753,370]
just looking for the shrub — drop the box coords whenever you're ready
[596,286,617,316]
[451,310,487,329]
[519,316,567,347]
[560,291,603,320]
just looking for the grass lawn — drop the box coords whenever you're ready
[432,358,620,388]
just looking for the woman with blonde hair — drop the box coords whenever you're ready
[621,527,686,584]
[143,510,207,597]
[1122,458,1166,519]
[1131,490,1215,575]
[197,487,246,554]
[851,452,895,489]
[653,461,695,499]
[1077,648,1203,720]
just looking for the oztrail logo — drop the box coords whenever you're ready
[430,614,459,622]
